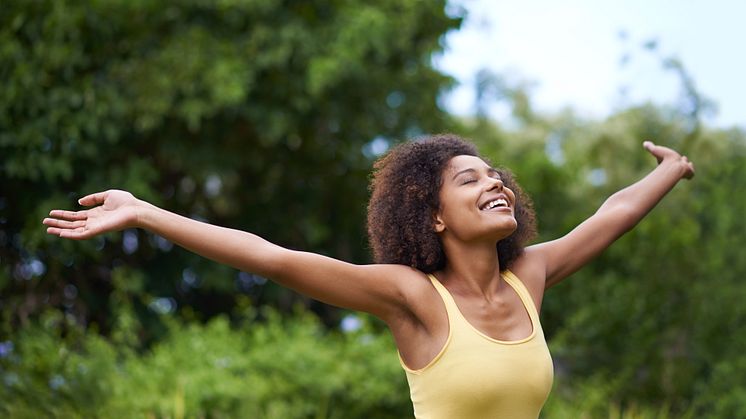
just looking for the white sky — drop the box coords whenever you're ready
[436,0,745,129]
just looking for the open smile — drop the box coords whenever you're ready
[480,198,508,210]
[479,197,512,212]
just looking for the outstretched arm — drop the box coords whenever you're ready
[526,141,695,289]
[43,191,411,319]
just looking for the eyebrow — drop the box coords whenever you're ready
[451,167,500,180]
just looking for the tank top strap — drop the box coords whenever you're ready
[426,274,461,322]
[501,270,541,325]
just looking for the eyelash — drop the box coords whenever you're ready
[461,175,501,185]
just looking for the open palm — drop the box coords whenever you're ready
[43,190,141,240]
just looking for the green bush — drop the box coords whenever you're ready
[2,299,744,418]
[1,309,411,418]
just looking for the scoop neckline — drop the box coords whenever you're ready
[430,271,537,345]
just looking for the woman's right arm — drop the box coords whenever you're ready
[43,190,412,319]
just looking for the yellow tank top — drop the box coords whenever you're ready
[399,270,554,419]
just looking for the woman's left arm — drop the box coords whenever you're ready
[526,141,695,289]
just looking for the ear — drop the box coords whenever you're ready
[433,211,446,233]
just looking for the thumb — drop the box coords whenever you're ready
[643,140,663,163]
[78,191,108,207]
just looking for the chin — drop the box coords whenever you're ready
[487,220,517,242]
[501,218,519,236]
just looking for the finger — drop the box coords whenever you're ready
[47,226,87,238]
[643,141,664,163]
[46,227,87,238]
[43,218,86,229]
[48,210,88,221]
[46,227,63,236]
[79,191,108,207]
[58,227,91,240]
[642,141,660,155]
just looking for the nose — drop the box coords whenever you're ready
[487,177,504,192]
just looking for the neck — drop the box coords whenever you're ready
[438,238,503,297]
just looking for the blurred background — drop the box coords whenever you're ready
[1,0,744,417]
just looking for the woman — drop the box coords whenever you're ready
[43,134,694,418]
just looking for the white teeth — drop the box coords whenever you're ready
[482,198,509,210]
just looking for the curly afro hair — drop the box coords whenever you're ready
[367,134,537,273]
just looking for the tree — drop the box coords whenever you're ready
[0,0,460,338]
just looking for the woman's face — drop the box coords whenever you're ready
[434,155,517,243]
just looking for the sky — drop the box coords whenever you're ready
[435,0,745,129]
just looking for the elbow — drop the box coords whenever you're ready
[257,247,291,279]
[616,204,643,232]
[234,244,288,280]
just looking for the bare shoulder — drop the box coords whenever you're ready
[377,265,443,327]
[508,246,549,311]
[388,265,441,311]
[381,266,450,369]
[363,263,431,294]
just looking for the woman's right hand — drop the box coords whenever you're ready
[43,190,143,240]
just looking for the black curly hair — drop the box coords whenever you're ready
[367,134,537,273]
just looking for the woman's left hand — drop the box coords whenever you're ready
[643,141,695,180]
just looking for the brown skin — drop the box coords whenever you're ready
[434,156,528,340]
[43,140,694,370]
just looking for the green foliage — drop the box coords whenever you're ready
[3,0,746,416]
[543,375,695,419]
[1,0,458,332]
[0,309,410,418]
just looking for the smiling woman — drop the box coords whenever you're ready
[43,134,693,418]
[366,135,536,274]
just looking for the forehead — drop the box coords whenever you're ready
[444,155,492,173]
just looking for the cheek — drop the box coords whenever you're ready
[441,187,471,210]
[507,188,517,204]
